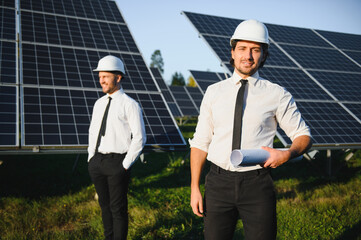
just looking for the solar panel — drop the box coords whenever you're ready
[0,0,186,151]
[150,67,182,117]
[277,101,361,146]
[189,70,226,94]
[343,103,361,121]
[259,68,332,101]
[342,50,361,65]
[169,86,199,116]
[185,86,203,109]
[266,24,330,47]
[183,11,361,149]
[316,29,361,51]
[0,3,18,147]
[280,45,361,72]
[0,6,16,40]
[0,85,18,146]
[307,71,361,102]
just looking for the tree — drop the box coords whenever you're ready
[187,76,197,87]
[150,50,164,73]
[171,72,185,86]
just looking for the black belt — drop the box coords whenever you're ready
[95,152,127,159]
[210,162,270,177]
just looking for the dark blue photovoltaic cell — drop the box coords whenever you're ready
[191,70,222,82]
[0,41,16,84]
[21,11,138,52]
[190,70,224,93]
[0,85,17,146]
[202,35,230,62]
[280,45,361,72]
[259,67,333,101]
[168,103,182,117]
[23,87,95,145]
[20,0,124,22]
[308,71,361,102]
[224,63,233,74]
[0,7,16,40]
[170,86,199,116]
[22,44,156,91]
[150,67,182,117]
[316,29,361,51]
[343,103,361,121]
[278,101,361,146]
[1,0,15,8]
[267,24,330,47]
[127,92,185,146]
[343,50,361,65]
[186,86,203,109]
[183,11,239,36]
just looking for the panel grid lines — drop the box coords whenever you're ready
[1,0,187,148]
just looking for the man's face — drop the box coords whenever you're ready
[231,40,265,79]
[99,71,121,94]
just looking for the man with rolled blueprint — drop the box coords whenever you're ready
[189,19,312,240]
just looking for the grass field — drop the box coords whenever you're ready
[0,123,360,239]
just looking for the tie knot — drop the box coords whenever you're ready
[108,97,112,101]
[240,79,248,85]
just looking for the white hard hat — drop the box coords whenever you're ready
[230,19,269,46]
[93,55,125,75]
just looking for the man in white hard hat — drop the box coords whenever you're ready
[189,20,312,239]
[88,55,146,240]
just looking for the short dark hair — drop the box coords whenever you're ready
[109,71,125,81]
[229,40,269,69]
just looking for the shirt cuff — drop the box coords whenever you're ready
[188,138,209,153]
[122,158,132,169]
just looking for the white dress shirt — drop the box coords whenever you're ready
[88,88,146,169]
[189,71,311,172]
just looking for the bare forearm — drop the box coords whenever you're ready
[190,147,207,189]
[190,147,207,217]
[288,135,313,159]
[263,135,312,168]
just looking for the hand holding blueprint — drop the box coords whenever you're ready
[230,148,303,167]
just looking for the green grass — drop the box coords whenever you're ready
[0,125,360,239]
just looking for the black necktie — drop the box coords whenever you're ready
[232,79,248,151]
[95,97,112,153]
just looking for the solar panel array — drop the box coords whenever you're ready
[0,0,187,151]
[183,11,361,149]
[150,67,182,117]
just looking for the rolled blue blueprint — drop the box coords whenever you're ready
[230,148,303,167]
[231,149,270,167]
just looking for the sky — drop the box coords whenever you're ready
[116,0,361,84]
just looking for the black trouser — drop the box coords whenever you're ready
[204,163,277,240]
[88,152,130,240]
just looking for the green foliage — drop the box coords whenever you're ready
[0,133,361,239]
[171,72,185,86]
[150,50,164,73]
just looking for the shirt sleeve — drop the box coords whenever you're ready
[276,88,311,141]
[188,87,214,152]
[87,100,99,161]
[122,101,147,169]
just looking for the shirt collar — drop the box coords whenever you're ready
[231,71,260,86]
[107,88,124,99]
